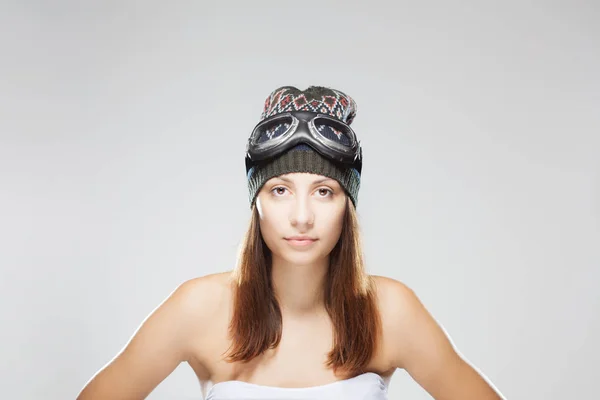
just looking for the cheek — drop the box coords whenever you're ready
[320,207,345,244]
[258,211,282,250]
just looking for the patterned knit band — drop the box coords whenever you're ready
[246,86,361,208]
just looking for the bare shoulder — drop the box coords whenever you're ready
[369,275,504,399]
[370,275,438,369]
[370,274,413,297]
[77,271,234,400]
[370,275,421,322]
[173,271,233,320]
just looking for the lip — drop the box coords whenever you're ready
[284,237,317,247]
[285,236,317,241]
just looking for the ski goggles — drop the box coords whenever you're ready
[245,111,362,173]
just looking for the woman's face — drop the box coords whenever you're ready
[256,172,347,266]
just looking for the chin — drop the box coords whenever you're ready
[283,252,328,267]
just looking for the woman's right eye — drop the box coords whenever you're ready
[271,186,287,196]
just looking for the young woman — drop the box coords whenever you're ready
[77,86,505,400]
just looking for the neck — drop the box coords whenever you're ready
[270,255,329,317]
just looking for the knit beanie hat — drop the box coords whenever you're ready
[246,86,362,208]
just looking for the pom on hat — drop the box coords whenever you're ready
[260,86,357,125]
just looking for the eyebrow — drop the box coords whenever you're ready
[277,176,335,185]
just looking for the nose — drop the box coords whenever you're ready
[289,196,314,229]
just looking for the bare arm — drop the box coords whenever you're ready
[77,277,212,400]
[378,277,506,400]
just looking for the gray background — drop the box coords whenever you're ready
[1,1,598,399]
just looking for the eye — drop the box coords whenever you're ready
[317,188,333,197]
[271,186,288,196]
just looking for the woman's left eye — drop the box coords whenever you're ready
[318,188,333,197]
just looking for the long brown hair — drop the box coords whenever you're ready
[224,196,381,377]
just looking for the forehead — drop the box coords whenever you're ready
[268,172,339,185]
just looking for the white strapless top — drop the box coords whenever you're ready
[205,372,389,400]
